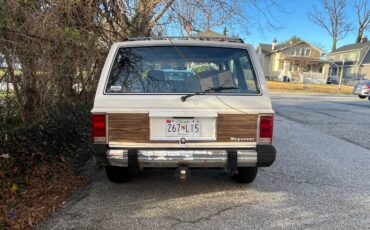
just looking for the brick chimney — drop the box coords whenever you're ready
[362,37,368,43]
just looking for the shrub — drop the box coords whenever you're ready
[0,101,92,205]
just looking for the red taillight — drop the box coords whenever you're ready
[92,114,106,143]
[259,115,274,145]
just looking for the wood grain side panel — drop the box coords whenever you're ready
[108,113,150,142]
[217,114,258,142]
[108,113,258,143]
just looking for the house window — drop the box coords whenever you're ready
[304,65,311,72]
[292,48,299,56]
[305,49,311,57]
[331,68,338,75]
[278,61,284,70]
[345,67,353,77]
[319,65,323,73]
[291,48,295,56]
[289,62,299,72]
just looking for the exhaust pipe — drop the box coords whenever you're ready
[175,166,190,180]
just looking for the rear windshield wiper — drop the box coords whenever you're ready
[181,86,239,102]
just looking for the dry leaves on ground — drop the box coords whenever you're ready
[1,161,87,230]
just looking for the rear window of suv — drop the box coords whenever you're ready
[105,46,260,94]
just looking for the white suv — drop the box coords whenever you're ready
[91,37,276,183]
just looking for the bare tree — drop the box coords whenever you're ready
[165,0,283,37]
[312,42,327,52]
[308,0,352,52]
[354,0,370,43]
[0,0,105,124]
[0,0,283,125]
[166,0,241,33]
[92,0,175,44]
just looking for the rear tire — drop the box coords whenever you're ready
[105,166,130,183]
[358,95,366,99]
[232,167,258,184]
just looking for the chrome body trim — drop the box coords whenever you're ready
[237,150,258,167]
[107,149,129,167]
[109,142,257,149]
[106,149,257,168]
[149,137,217,141]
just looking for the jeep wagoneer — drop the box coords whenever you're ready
[91,37,276,183]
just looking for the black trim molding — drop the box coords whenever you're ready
[256,145,276,167]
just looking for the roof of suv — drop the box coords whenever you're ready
[127,36,244,43]
[113,37,253,50]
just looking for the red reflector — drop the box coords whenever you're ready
[92,114,106,143]
[259,115,274,144]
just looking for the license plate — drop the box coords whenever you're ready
[165,119,201,137]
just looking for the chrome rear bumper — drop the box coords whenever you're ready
[107,149,257,168]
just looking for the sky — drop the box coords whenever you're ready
[225,0,365,53]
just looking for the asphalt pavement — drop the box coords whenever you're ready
[37,93,370,230]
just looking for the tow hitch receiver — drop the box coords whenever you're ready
[175,166,190,180]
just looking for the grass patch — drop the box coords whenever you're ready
[267,81,354,94]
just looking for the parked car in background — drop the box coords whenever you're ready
[353,80,370,99]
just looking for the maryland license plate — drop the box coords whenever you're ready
[165,119,201,137]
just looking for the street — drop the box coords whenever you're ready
[37,93,370,230]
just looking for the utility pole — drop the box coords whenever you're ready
[338,58,345,93]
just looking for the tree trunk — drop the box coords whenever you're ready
[356,28,364,43]
[331,38,337,52]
